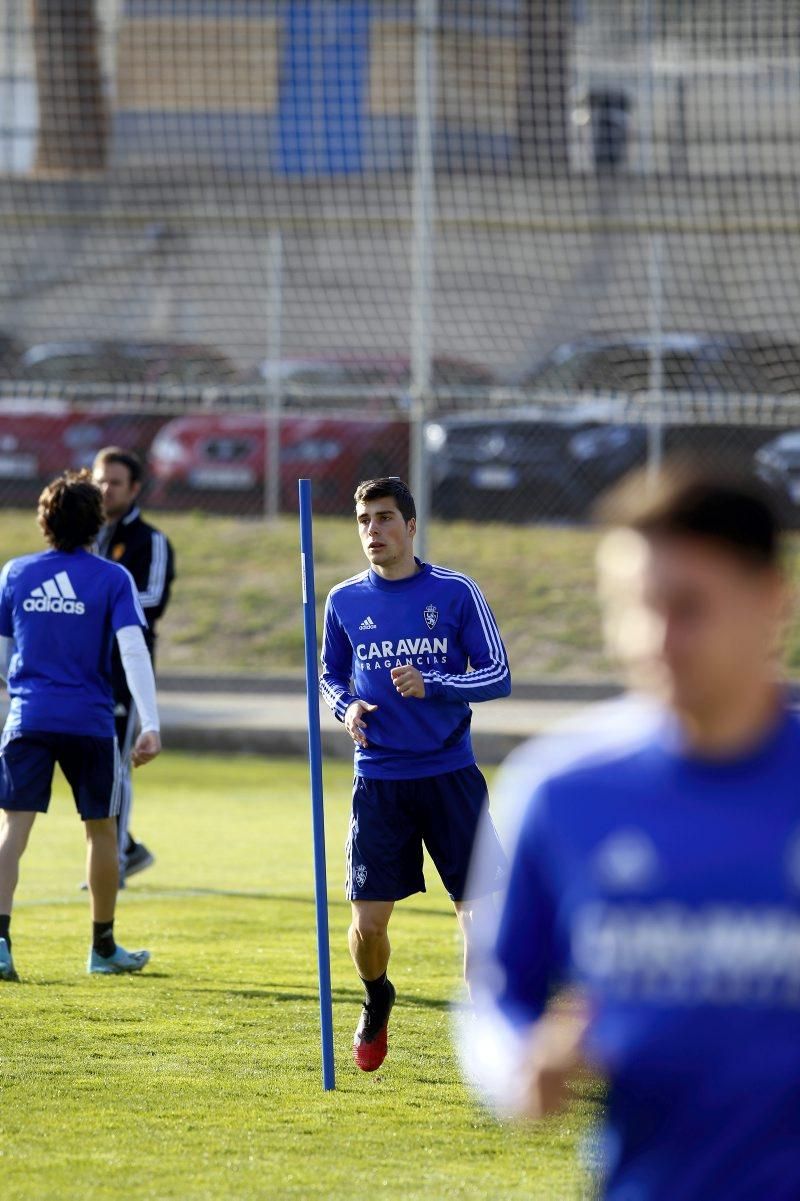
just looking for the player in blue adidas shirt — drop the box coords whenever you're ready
[0,470,161,981]
[321,476,510,1071]
[464,460,800,1201]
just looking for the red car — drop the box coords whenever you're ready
[0,341,242,505]
[0,398,177,504]
[148,410,410,513]
[148,356,493,513]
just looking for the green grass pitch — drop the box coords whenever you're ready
[0,752,592,1200]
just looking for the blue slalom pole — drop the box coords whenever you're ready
[298,478,336,1091]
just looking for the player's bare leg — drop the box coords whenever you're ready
[0,810,36,979]
[0,809,36,912]
[349,900,394,979]
[455,896,495,999]
[85,817,119,923]
[349,900,396,1071]
[85,817,150,975]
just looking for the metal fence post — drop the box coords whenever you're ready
[409,0,437,559]
[265,227,283,523]
[646,233,665,487]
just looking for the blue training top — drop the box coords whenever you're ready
[320,560,510,779]
[489,702,800,1201]
[0,547,146,738]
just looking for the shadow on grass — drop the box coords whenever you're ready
[190,986,358,1003]
[130,885,458,921]
[188,985,453,1010]
[10,970,172,986]
[130,885,341,905]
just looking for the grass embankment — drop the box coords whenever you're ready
[1,753,594,1200]
[3,507,798,679]
[0,509,605,679]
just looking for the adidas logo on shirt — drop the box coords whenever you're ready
[358,615,377,631]
[23,571,85,615]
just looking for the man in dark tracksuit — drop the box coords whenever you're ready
[93,447,175,881]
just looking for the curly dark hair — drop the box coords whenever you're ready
[37,469,105,552]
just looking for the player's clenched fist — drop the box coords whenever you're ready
[131,730,161,768]
[391,664,425,698]
[345,699,378,748]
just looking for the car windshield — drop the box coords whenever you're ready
[531,348,700,392]
[275,360,490,410]
[278,364,406,410]
[18,353,147,384]
[148,356,237,385]
[282,367,399,388]
[431,361,492,386]
[527,341,800,396]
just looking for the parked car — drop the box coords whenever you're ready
[509,332,800,397]
[426,407,644,519]
[148,411,410,513]
[428,333,800,520]
[252,355,493,412]
[148,355,494,512]
[15,340,240,387]
[0,399,102,498]
[0,398,179,504]
[0,340,242,505]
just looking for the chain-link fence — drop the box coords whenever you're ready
[0,2,799,527]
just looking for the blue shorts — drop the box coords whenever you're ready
[0,728,121,821]
[346,763,506,902]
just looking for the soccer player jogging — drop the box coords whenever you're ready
[92,447,175,883]
[0,470,161,981]
[464,460,800,1201]
[320,477,510,1071]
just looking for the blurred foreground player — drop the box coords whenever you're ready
[93,447,174,882]
[321,477,510,1071]
[0,471,161,980]
[464,459,800,1200]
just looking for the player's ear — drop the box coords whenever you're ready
[408,517,416,539]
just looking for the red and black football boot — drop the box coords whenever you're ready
[353,980,396,1071]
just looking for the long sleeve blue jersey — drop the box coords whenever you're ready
[478,700,800,1201]
[320,560,510,779]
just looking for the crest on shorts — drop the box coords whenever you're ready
[355,864,368,889]
[423,603,438,630]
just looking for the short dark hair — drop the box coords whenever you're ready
[93,446,143,486]
[596,457,784,570]
[38,469,105,552]
[354,477,416,524]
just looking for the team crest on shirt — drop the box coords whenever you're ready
[355,865,368,889]
[591,827,661,891]
[423,603,438,630]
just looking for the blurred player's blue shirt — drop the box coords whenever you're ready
[470,698,800,1201]
[320,560,510,778]
[0,548,145,737]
